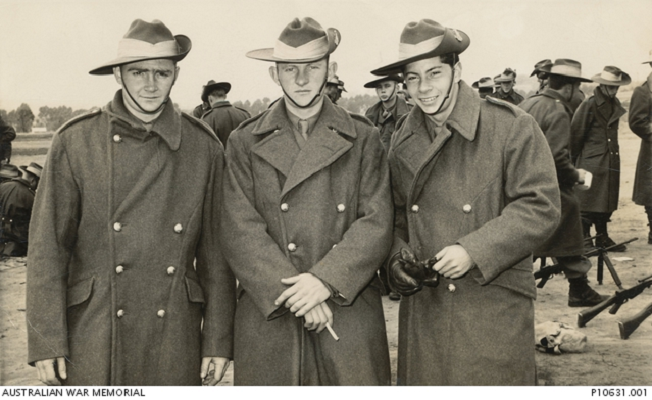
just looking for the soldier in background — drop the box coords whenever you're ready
[0,162,41,256]
[572,66,630,251]
[530,59,552,95]
[0,164,20,185]
[201,80,251,149]
[364,74,411,154]
[629,53,652,245]
[325,74,346,104]
[0,114,16,164]
[489,68,524,105]
[520,59,607,307]
[471,77,495,99]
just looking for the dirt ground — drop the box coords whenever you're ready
[1,100,652,386]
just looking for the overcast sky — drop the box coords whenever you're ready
[1,0,651,112]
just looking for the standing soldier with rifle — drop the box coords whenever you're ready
[630,52,652,245]
[520,59,608,308]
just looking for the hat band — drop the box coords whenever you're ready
[273,36,329,60]
[398,35,444,61]
[600,70,621,82]
[117,38,180,59]
[550,64,582,77]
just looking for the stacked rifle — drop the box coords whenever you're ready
[534,236,652,339]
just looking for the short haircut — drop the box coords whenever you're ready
[548,75,579,90]
[401,53,459,75]
[209,88,226,98]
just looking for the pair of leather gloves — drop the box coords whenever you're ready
[388,248,439,296]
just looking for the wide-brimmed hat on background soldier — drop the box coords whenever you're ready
[201,80,232,102]
[471,77,494,89]
[89,19,191,75]
[530,59,553,77]
[539,59,592,82]
[591,66,631,86]
[246,17,340,63]
[371,19,469,76]
[364,74,404,89]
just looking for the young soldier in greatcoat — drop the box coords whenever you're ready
[364,74,412,154]
[489,68,524,105]
[200,80,251,149]
[629,56,652,244]
[26,19,236,386]
[220,17,392,385]
[571,66,631,251]
[520,59,607,307]
[377,19,560,385]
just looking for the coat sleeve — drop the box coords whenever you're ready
[26,132,80,365]
[545,108,581,186]
[386,136,411,259]
[629,86,652,140]
[195,146,236,358]
[570,99,593,163]
[457,114,561,284]
[220,131,303,320]
[308,129,394,304]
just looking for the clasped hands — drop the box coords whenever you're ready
[389,245,475,296]
[274,273,333,334]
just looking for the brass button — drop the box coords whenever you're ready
[411,205,419,213]
[288,243,297,252]
[113,222,122,232]
[463,204,472,213]
[167,266,175,275]
[174,223,183,233]
[115,265,124,274]
[332,244,337,249]
[117,309,124,318]
[337,204,346,213]
[280,203,289,212]
[448,284,456,293]
[113,134,122,143]
[157,310,166,318]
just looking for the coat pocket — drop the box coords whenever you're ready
[185,275,206,304]
[66,277,94,308]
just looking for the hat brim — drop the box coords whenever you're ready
[89,35,192,75]
[494,77,514,83]
[371,28,470,76]
[539,64,592,83]
[246,28,339,63]
[591,72,631,86]
[363,76,403,88]
[202,82,232,102]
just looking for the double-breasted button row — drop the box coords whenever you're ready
[280,203,345,213]
[117,309,167,318]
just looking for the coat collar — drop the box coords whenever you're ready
[105,90,182,151]
[593,86,626,125]
[250,97,356,198]
[210,100,232,109]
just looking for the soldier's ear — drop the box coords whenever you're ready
[328,61,338,80]
[113,66,122,86]
[269,65,281,86]
[173,66,180,86]
[453,61,463,84]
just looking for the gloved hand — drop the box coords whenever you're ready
[388,248,439,296]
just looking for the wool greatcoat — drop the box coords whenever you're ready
[571,87,626,213]
[26,91,236,386]
[520,88,584,257]
[388,82,560,385]
[201,101,251,149]
[364,97,411,153]
[629,83,652,206]
[221,98,393,386]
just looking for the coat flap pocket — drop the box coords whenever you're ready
[185,275,206,304]
[66,277,94,308]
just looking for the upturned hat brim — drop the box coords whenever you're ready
[591,72,631,86]
[89,35,191,75]
[363,75,403,88]
[246,28,340,63]
[540,64,592,83]
[371,28,469,76]
[202,82,232,102]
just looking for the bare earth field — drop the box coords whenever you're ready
[1,103,651,387]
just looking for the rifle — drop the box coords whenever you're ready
[534,262,563,289]
[577,273,652,328]
[584,237,638,287]
[617,301,652,339]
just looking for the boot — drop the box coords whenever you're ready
[568,276,609,307]
[594,219,626,252]
[581,218,594,251]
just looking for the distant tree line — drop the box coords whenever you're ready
[1,104,92,133]
[1,104,35,133]
[233,94,379,116]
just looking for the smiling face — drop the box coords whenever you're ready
[270,59,332,107]
[375,81,397,102]
[404,56,461,114]
[114,59,179,112]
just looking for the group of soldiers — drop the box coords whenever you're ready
[22,15,652,387]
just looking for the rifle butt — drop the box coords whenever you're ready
[617,302,652,339]
[577,296,617,328]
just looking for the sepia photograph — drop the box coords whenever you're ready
[1,0,652,396]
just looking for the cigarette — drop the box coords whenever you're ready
[325,322,340,341]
